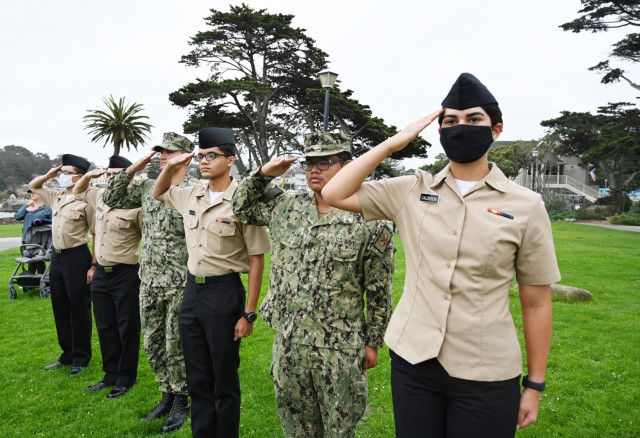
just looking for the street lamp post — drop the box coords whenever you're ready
[532,149,539,192]
[318,69,338,131]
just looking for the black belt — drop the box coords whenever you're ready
[96,263,139,274]
[53,244,88,255]
[188,272,239,285]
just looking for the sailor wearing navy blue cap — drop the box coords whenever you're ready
[29,154,95,376]
[152,127,269,438]
[74,156,143,399]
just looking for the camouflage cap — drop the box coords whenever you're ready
[304,132,352,157]
[153,132,194,153]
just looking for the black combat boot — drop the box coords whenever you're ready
[161,394,190,433]
[141,392,175,421]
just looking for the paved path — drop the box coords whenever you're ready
[0,237,21,251]
[576,223,640,233]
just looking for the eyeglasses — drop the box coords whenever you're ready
[300,159,345,171]
[193,152,229,162]
[57,170,80,176]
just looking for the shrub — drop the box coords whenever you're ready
[610,214,640,226]
[575,209,608,221]
[544,195,573,213]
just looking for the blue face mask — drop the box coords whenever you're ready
[440,125,494,164]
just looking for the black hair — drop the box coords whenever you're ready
[437,103,503,127]
[216,144,237,157]
[336,151,353,162]
[73,166,88,175]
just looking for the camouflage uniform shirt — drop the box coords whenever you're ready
[232,169,394,350]
[103,171,202,287]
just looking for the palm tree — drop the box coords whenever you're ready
[83,95,153,156]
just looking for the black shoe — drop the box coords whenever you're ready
[69,366,86,376]
[43,361,68,370]
[107,386,130,399]
[141,393,175,421]
[86,381,112,391]
[161,395,190,433]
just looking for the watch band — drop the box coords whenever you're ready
[242,312,257,323]
[522,374,546,392]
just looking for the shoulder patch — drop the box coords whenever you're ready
[259,186,284,203]
[371,225,393,255]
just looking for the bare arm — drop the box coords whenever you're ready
[152,152,194,201]
[322,110,442,212]
[234,254,265,340]
[517,283,552,429]
[28,165,62,190]
[73,169,107,196]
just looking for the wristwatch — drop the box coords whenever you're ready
[522,375,546,392]
[242,312,257,323]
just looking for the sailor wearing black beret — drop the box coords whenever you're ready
[28,153,96,377]
[73,155,142,399]
[322,73,560,437]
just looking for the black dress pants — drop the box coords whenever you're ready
[180,272,245,438]
[49,245,92,367]
[91,263,141,388]
[390,350,520,438]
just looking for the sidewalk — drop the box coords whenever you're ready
[577,223,640,233]
[0,237,21,251]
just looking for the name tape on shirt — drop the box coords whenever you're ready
[420,193,440,204]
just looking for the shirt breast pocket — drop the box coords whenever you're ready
[206,222,238,254]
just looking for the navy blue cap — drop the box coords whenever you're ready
[108,155,132,169]
[62,154,90,172]
[441,73,498,109]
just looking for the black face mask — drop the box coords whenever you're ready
[439,125,494,164]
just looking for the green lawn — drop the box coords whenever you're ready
[0,222,638,437]
[0,223,22,238]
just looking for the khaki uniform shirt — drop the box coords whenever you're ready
[358,164,561,381]
[232,170,394,350]
[79,188,142,266]
[165,179,269,277]
[34,188,94,250]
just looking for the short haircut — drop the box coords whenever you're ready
[73,166,88,175]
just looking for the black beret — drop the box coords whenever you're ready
[62,154,90,172]
[441,73,498,110]
[108,155,132,169]
[198,127,236,153]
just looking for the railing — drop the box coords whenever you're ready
[515,174,600,201]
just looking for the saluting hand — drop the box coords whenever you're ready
[260,156,298,178]
[44,165,63,180]
[126,151,157,174]
[386,109,444,155]
[166,152,195,170]
[84,168,107,179]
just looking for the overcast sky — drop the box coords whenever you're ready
[1,0,638,169]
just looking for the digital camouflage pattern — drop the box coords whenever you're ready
[303,132,352,157]
[103,171,201,395]
[271,334,367,437]
[152,132,195,153]
[232,169,394,350]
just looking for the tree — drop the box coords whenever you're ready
[561,1,640,93]
[170,4,428,174]
[541,102,640,210]
[420,153,450,175]
[0,145,54,190]
[145,155,161,179]
[84,95,153,156]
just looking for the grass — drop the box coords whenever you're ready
[0,223,22,238]
[0,223,638,437]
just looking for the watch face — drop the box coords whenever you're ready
[245,312,257,323]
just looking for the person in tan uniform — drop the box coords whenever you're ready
[73,155,143,399]
[152,127,269,438]
[323,73,561,437]
[29,154,95,376]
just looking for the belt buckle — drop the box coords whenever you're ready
[195,276,205,284]
[55,248,61,254]
[104,267,114,273]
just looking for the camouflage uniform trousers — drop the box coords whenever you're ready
[271,334,368,438]
[140,283,188,395]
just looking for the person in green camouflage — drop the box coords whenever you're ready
[232,132,394,438]
[102,132,201,434]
